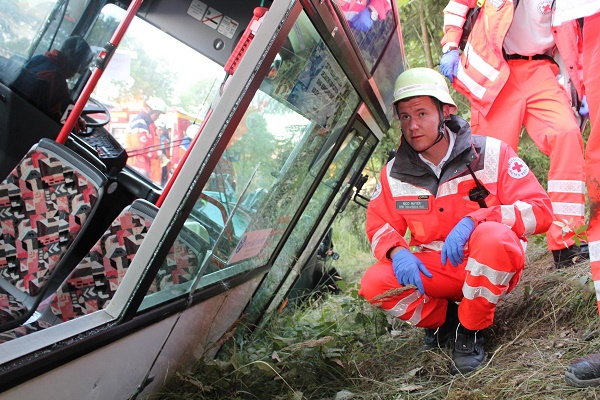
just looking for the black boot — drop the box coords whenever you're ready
[451,323,486,375]
[422,301,459,351]
[565,352,600,387]
[553,243,589,268]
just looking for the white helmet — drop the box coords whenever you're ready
[146,97,167,114]
[186,123,200,138]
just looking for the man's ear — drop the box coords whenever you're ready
[443,104,452,120]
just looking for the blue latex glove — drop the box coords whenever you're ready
[392,248,433,294]
[580,95,589,117]
[440,50,460,83]
[349,8,373,32]
[441,217,475,267]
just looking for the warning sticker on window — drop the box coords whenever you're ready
[187,0,207,21]
[218,16,239,39]
[187,1,238,38]
[203,7,223,30]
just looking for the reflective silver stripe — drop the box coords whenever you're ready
[394,83,451,99]
[406,301,424,325]
[444,13,466,27]
[463,42,500,83]
[463,283,506,304]
[387,291,422,318]
[465,258,515,286]
[552,202,586,217]
[481,137,501,182]
[515,200,536,236]
[590,240,600,263]
[501,205,516,228]
[457,63,487,99]
[438,174,471,197]
[595,280,600,302]
[438,140,499,198]
[547,180,586,194]
[371,223,395,256]
[444,0,470,15]
[386,163,431,197]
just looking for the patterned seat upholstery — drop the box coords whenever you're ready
[0,199,204,343]
[0,139,106,331]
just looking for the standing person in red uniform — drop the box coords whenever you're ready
[334,0,392,31]
[125,97,167,178]
[439,0,588,268]
[551,1,600,387]
[359,68,553,374]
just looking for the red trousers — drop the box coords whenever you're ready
[582,14,600,313]
[470,59,586,251]
[359,222,525,331]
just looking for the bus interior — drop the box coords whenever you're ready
[0,0,405,397]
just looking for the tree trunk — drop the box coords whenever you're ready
[417,0,434,68]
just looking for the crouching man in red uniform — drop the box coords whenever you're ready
[358,68,554,375]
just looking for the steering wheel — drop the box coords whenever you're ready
[81,97,111,128]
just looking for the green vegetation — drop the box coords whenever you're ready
[152,0,596,398]
[155,216,599,399]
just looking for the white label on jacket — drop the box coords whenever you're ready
[508,157,529,179]
[396,200,429,210]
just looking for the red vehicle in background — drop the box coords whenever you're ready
[106,102,196,185]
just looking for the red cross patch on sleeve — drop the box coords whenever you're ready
[507,157,529,179]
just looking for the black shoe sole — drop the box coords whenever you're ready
[451,358,487,375]
[565,370,600,387]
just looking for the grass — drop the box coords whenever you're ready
[154,216,600,399]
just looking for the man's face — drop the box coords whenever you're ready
[396,96,448,153]
[150,111,162,121]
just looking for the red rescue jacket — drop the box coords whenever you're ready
[366,116,553,261]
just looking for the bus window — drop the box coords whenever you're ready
[90,4,226,187]
[0,1,97,122]
[331,0,395,73]
[245,126,374,322]
[189,11,360,289]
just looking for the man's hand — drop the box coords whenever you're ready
[441,217,475,266]
[440,50,459,83]
[391,248,432,294]
[349,8,373,31]
[75,117,87,135]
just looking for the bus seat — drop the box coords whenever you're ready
[0,199,206,343]
[0,138,106,332]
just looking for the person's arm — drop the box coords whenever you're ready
[440,0,478,52]
[367,0,392,20]
[466,143,554,238]
[366,168,410,262]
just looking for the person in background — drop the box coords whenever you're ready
[125,97,167,178]
[439,0,588,268]
[20,35,93,123]
[335,0,392,31]
[359,68,553,375]
[554,2,600,388]
[157,122,171,186]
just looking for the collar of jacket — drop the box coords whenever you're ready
[390,115,481,192]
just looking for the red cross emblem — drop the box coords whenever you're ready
[511,161,524,173]
[539,1,552,14]
[508,157,529,179]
